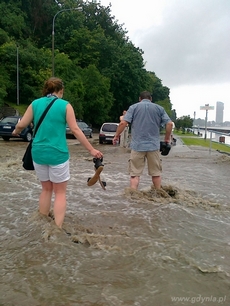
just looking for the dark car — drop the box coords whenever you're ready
[66,120,93,138]
[0,116,33,142]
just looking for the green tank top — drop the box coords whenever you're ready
[31,96,69,165]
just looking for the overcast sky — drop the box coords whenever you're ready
[98,0,230,122]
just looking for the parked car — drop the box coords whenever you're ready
[99,122,119,144]
[66,120,93,138]
[0,116,33,142]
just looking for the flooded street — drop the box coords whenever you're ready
[1,137,230,306]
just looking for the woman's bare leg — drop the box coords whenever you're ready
[53,181,68,228]
[39,181,53,215]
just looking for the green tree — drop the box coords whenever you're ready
[157,98,172,117]
[0,1,27,40]
[0,41,19,103]
[144,71,172,117]
[81,65,113,126]
[103,42,148,121]
[64,78,85,120]
[0,30,11,106]
[147,72,170,102]
[65,27,102,68]
[175,115,193,131]
[0,0,174,125]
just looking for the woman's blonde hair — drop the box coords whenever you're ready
[42,77,64,96]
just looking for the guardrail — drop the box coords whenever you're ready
[208,130,230,154]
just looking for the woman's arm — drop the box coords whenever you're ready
[66,104,103,158]
[12,104,33,135]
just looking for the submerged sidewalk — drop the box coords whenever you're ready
[169,136,192,153]
[160,135,230,205]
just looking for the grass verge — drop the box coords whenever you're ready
[180,137,230,153]
[7,102,28,116]
[174,131,197,137]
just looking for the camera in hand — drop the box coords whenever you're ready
[160,141,171,156]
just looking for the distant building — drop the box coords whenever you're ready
[216,101,224,123]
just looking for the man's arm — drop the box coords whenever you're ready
[112,120,128,145]
[164,121,173,143]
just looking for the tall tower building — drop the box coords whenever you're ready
[215,101,224,123]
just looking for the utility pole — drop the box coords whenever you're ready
[16,45,19,105]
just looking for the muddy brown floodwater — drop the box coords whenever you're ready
[0,136,230,306]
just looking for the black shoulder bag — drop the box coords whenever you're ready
[22,97,58,170]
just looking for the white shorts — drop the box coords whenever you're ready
[33,160,70,183]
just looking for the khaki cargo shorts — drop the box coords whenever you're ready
[128,150,162,176]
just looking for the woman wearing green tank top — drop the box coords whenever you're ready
[13,77,103,228]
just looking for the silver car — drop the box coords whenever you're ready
[99,122,119,144]
[66,121,93,138]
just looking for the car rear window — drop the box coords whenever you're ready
[102,124,118,132]
[1,117,19,124]
[78,122,87,128]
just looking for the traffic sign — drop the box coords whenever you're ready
[200,105,214,110]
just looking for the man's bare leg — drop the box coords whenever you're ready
[130,176,140,190]
[152,176,161,189]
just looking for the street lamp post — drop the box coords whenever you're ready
[52,7,82,76]
[16,45,19,105]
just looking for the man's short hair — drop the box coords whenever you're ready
[139,91,152,100]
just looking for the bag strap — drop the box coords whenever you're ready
[33,97,58,137]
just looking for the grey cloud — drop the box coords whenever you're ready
[138,0,230,87]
